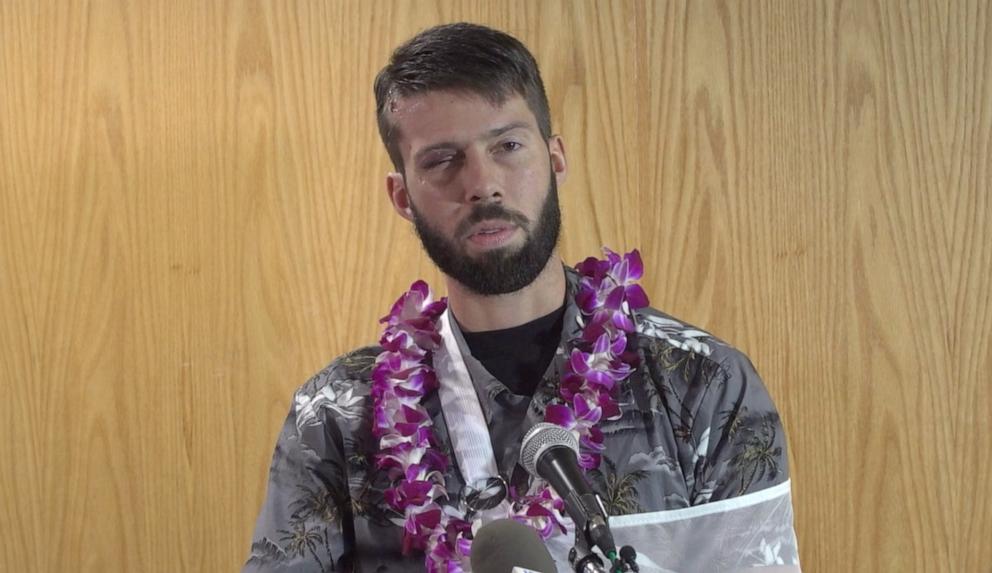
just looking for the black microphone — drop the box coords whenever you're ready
[619,546,639,572]
[470,518,557,573]
[520,423,617,563]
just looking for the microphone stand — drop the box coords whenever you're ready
[564,492,640,573]
[568,527,605,573]
[565,492,613,573]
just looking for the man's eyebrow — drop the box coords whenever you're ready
[486,121,531,138]
[412,121,533,164]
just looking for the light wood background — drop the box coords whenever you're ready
[1,1,989,572]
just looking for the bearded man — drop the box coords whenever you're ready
[245,23,800,573]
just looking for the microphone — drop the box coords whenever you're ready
[619,546,639,572]
[520,423,617,565]
[470,518,557,573]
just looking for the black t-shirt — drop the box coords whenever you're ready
[459,303,566,396]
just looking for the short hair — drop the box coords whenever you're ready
[374,22,552,172]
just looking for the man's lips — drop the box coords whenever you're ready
[465,220,518,247]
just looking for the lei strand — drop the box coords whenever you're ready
[370,248,650,572]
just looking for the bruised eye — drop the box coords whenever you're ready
[421,153,458,170]
[423,159,448,170]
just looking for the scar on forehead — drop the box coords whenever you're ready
[388,93,402,113]
[388,94,423,115]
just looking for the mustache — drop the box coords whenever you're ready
[455,203,530,238]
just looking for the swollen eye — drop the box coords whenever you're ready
[423,156,453,170]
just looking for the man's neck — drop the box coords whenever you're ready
[445,253,566,333]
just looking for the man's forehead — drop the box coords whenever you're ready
[388,88,506,116]
[388,89,538,150]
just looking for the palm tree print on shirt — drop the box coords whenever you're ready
[290,483,345,569]
[279,520,332,573]
[589,457,649,515]
[729,413,782,495]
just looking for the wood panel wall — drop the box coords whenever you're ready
[1,1,988,571]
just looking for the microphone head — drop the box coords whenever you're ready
[520,423,578,478]
[619,545,639,572]
[469,519,556,573]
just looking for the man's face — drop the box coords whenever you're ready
[385,90,567,295]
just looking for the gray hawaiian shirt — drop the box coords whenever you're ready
[244,270,795,572]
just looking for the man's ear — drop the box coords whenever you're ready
[386,172,415,222]
[548,135,568,186]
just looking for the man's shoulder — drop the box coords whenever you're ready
[634,306,747,370]
[633,305,774,414]
[294,344,382,404]
[283,344,384,436]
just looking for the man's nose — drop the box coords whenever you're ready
[460,153,503,203]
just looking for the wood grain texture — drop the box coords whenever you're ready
[0,1,988,571]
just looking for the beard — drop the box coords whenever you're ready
[409,176,561,296]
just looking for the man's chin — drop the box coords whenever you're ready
[462,242,524,262]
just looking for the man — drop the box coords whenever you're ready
[245,23,799,572]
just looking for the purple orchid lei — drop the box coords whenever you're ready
[371,248,649,572]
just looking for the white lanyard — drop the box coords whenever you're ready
[436,310,511,521]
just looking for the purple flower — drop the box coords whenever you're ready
[511,488,566,539]
[377,442,426,477]
[394,404,429,433]
[574,248,650,320]
[402,505,443,554]
[545,395,601,433]
[425,517,472,573]
[380,281,447,350]
[544,395,610,471]
[380,330,430,361]
[575,255,611,281]
[580,425,605,453]
[420,448,450,473]
[609,250,649,309]
[563,334,632,395]
[373,362,438,401]
[375,400,433,445]
[386,480,437,511]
